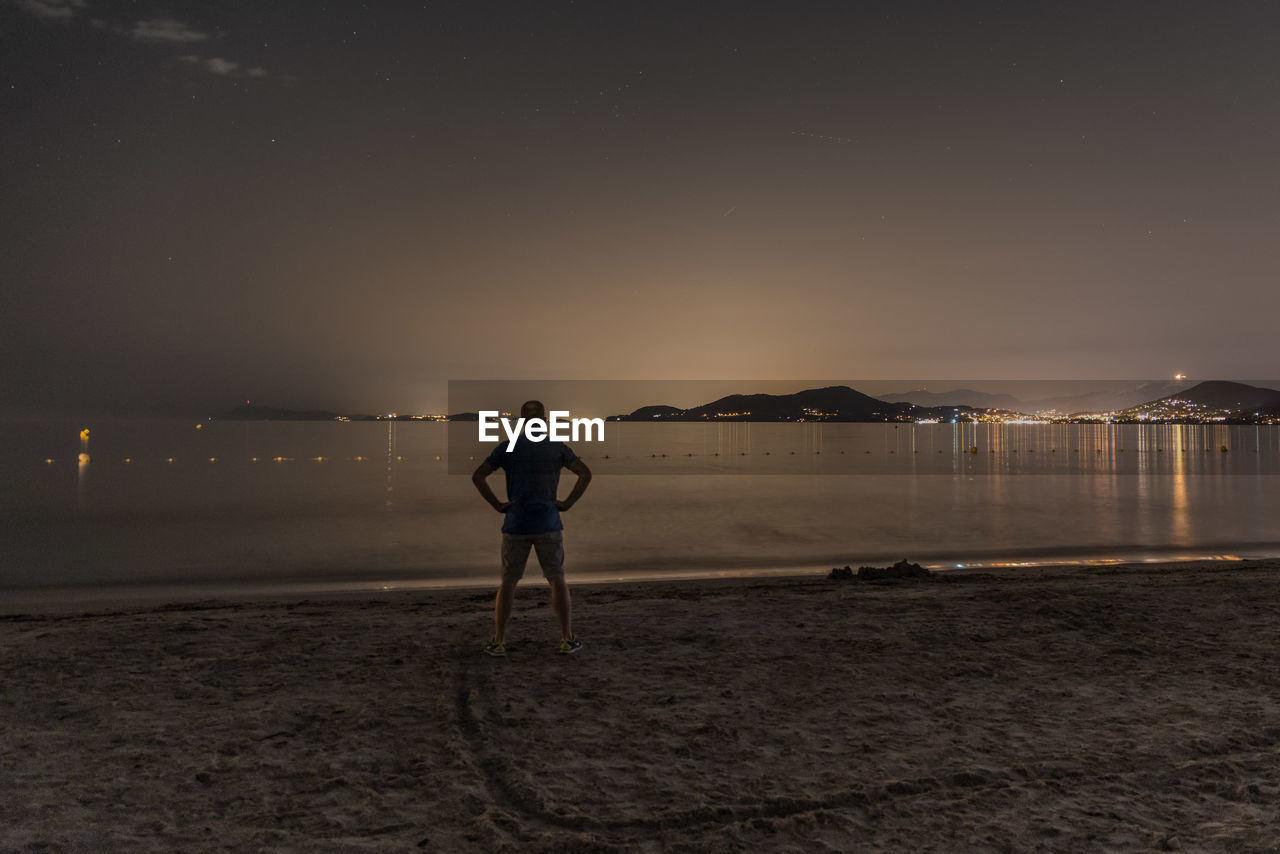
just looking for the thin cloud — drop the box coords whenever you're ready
[206,57,238,75]
[130,17,208,43]
[8,0,86,20]
[171,53,270,80]
[13,5,285,83]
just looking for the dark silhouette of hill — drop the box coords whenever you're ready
[1146,381,1280,412]
[624,405,686,420]
[1106,380,1280,421]
[612,385,967,422]
[1027,380,1192,415]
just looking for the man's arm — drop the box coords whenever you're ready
[555,457,592,511]
[471,462,511,513]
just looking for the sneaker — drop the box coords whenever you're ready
[557,635,582,655]
[483,640,506,657]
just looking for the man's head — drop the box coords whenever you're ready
[520,400,546,419]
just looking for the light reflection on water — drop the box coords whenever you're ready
[1,420,1278,601]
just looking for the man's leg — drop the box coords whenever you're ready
[549,577,572,639]
[493,578,518,643]
[494,534,531,643]
[532,532,572,639]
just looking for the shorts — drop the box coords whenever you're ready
[500,531,565,583]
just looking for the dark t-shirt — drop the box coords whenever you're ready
[484,440,578,534]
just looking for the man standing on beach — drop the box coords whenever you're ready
[472,400,593,656]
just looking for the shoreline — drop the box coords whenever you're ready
[3,550,1279,616]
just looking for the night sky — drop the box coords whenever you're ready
[4,1,1279,417]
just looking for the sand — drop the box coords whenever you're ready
[2,560,1279,852]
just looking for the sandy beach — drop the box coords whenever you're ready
[3,559,1279,852]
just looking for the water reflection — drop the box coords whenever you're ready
[76,427,89,509]
[385,420,395,511]
[9,420,1280,594]
[1171,429,1189,544]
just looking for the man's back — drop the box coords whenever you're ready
[472,399,593,656]
[485,439,578,534]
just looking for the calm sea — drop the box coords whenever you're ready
[3,419,1279,606]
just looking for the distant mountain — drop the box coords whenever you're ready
[881,388,1025,409]
[1022,380,1194,416]
[1116,380,1280,420]
[624,405,686,420]
[611,385,971,422]
[1156,380,1280,410]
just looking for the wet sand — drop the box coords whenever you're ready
[2,559,1279,852]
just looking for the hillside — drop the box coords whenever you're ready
[611,385,968,422]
